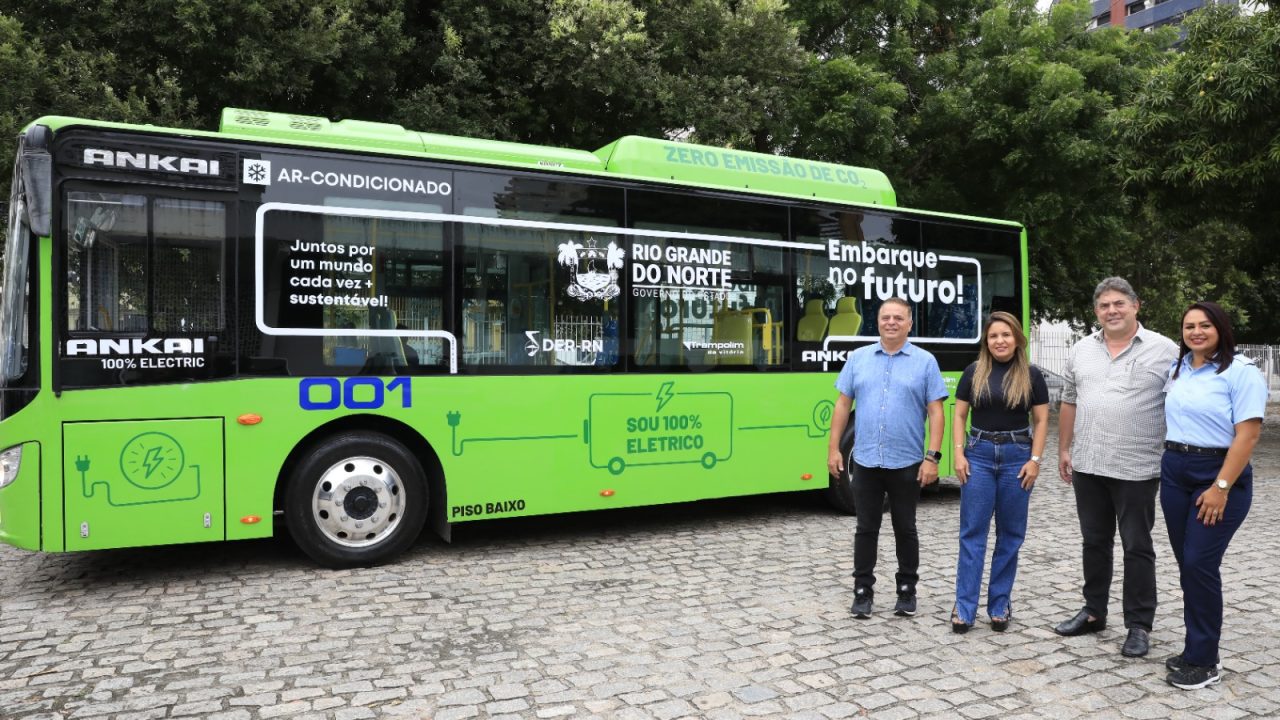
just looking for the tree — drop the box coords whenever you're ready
[391,0,662,145]
[392,0,809,150]
[1113,3,1280,340]
[1,0,415,134]
[780,55,907,170]
[917,1,1181,328]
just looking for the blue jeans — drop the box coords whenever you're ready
[1161,449,1252,668]
[954,437,1032,624]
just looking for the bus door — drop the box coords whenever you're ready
[62,418,226,550]
[56,181,236,549]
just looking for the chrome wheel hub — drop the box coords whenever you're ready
[311,456,404,548]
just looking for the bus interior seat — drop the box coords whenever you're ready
[829,297,862,337]
[364,307,406,371]
[796,300,828,341]
[739,307,781,364]
[711,310,753,365]
[333,346,368,366]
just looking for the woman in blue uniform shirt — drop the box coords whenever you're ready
[1160,301,1268,689]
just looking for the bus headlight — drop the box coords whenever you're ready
[0,446,21,489]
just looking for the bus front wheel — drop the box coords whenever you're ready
[285,431,428,568]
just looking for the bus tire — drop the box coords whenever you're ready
[824,409,858,515]
[285,431,428,568]
[825,467,857,515]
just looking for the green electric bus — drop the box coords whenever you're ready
[0,109,1027,567]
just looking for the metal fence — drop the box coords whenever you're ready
[1239,344,1280,394]
[1029,324,1080,408]
[1029,324,1078,378]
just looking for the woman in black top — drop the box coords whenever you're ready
[950,311,1050,632]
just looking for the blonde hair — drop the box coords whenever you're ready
[971,311,1033,409]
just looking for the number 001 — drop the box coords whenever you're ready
[299,377,411,410]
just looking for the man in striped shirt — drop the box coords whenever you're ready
[1053,277,1178,659]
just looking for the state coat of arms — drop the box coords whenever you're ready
[558,237,624,301]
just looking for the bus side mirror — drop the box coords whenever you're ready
[19,125,52,238]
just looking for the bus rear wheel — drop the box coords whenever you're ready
[285,431,427,568]
[825,467,857,515]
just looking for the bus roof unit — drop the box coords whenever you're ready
[217,108,896,208]
[594,136,896,207]
[220,108,607,171]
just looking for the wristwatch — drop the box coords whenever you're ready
[1030,455,1042,465]
[924,450,942,464]
[1215,478,1230,491]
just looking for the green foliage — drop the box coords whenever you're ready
[648,0,807,151]
[392,0,808,149]
[1126,215,1258,337]
[782,56,906,168]
[1114,4,1280,340]
[897,1,1176,328]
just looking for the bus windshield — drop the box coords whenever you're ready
[1,155,31,384]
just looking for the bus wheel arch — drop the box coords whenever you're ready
[277,415,448,567]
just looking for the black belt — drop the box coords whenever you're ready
[1164,441,1228,457]
[969,428,1032,444]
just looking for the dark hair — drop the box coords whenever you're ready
[1172,301,1235,379]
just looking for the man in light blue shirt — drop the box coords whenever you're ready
[827,297,948,619]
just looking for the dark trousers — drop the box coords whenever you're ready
[852,462,921,592]
[1072,470,1159,630]
[1160,450,1251,668]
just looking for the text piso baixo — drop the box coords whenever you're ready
[827,240,967,305]
[286,238,390,308]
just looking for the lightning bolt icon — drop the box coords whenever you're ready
[142,446,166,479]
[655,381,675,413]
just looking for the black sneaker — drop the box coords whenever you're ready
[893,584,916,617]
[1167,664,1221,690]
[850,587,873,618]
[1165,653,1223,673]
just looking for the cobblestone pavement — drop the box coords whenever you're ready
[4,408,1280,720]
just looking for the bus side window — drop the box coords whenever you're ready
[460,223,622,372]
[65,192,148,333]
[152,198,227,333]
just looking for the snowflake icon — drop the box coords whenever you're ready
[242,159,272,186]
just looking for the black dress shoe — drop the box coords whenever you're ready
[1122,628,1150,657]
[1053,609,1106,636]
